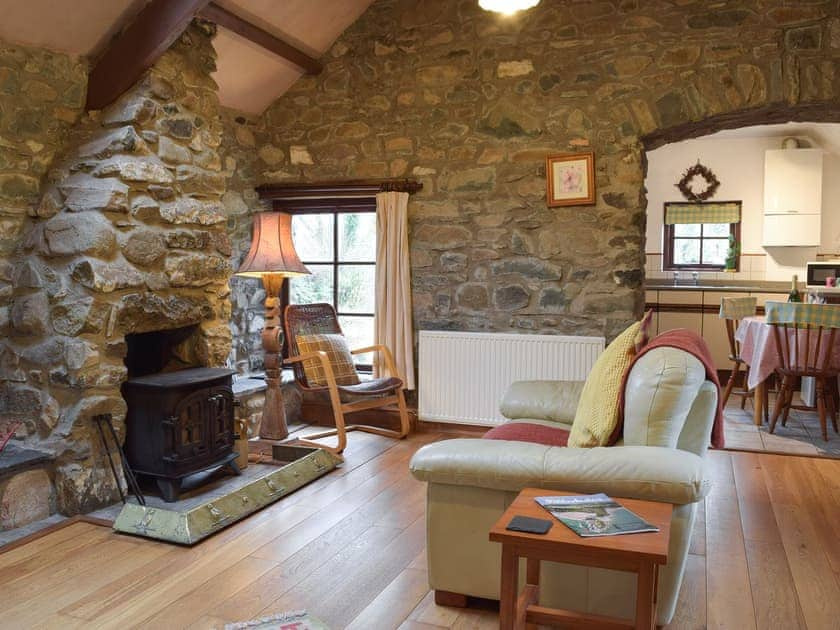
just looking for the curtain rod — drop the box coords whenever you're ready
[257,179,423,200]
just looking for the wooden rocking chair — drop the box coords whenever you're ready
[284,303,411,454]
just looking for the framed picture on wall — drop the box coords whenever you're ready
[546,152,595,207]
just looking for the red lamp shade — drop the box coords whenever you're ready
[235,212,310,278]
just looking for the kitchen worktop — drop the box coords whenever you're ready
[645,280,790,293]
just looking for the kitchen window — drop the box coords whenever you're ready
[662,201,741,271]
[287,205,376,368]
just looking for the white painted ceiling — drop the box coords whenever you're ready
[0,0,149,57]
[708,123,840,156]
[0,0,375,114]
[214,0,375,113]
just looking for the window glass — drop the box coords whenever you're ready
[289,264,333,304]
[702,239,728,265]
[339,315,375,364]
[289,210,376,368]
[292,213,333,262]
[338,265,375,313]
[704,223,730,237]
[339,213,376,262]
[674,223,701,237]
[673,239,701,265]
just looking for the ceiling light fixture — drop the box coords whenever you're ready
[478,0,540,15]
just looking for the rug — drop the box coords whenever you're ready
[224,610,328,630]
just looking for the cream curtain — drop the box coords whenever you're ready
[374,191,415,389]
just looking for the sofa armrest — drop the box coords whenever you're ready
[409,439,710,505]
[499,380,585,423]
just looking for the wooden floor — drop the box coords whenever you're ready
[2,431,839,630]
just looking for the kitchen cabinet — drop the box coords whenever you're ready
[763,148,822,247]
[658,310,703,339]
[645,287,788,371]
[644,291,659,335]
[653,290,702,339]
[702,292,748,370]
[753,293,788,307]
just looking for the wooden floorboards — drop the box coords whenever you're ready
[1,432,839,629]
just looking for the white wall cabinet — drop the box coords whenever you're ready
[763,148,822,247]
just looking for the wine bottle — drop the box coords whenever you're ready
[788,274,802,303]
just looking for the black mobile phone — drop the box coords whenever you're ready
[506,515,553,535]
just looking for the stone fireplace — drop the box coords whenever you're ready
[124,324,203,377]
[0,23,234,519]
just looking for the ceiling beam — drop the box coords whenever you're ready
[197,3,323,75]
[86,0,212,110]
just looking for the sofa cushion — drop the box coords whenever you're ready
[483,422,570,447]
[296,333,361,386]
[568,319,641,448]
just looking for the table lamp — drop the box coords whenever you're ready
[235,211,309,440]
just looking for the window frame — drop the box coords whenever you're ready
[278,198,377,371]
[663,219,741,272]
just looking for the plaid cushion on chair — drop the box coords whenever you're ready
[296,333,362,387]
[765,301,840,328]
[720,296,757,320]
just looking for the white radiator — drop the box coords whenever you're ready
[418,330,605,426]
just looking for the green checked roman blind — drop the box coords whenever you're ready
[664,201,741,225]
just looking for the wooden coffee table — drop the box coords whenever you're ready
[489,488,672,630]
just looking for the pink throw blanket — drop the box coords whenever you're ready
[617,329,725,448]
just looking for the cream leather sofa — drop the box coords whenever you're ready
[409,346,715,626]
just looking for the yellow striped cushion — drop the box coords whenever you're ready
[568,320,642,448]
[296,333,361,387]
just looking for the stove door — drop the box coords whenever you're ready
[168,389,212,470]
[207,385,235,455]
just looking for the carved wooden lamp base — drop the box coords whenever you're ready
[233,211,310,442]
[259,272,288,441]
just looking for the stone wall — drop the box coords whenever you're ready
[0,42,87,298]
[1,24,234,514]
[255,0,840,343]
[219,109,271,375]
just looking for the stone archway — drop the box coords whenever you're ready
[637,99,840,266]
[642,101,840,151]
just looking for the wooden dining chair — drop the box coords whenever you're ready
[283,303,411,454]
[719,297,766,419]
[766,301,840,441]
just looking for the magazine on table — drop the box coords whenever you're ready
[535,493,659,538]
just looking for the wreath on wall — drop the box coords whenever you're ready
[675,161,720,202]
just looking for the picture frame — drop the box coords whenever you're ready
[546,152,595,207]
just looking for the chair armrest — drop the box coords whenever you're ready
[350,344,387,355]
[500,380,585,423]
[285,351,339,389]
[351,344,399,380]
[409,439,710,505]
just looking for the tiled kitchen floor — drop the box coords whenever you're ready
[723,394,840,457]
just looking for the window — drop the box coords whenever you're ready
[287,207,376,367]
[662,201,741,271]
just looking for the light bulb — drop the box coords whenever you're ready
[478,0,540,15]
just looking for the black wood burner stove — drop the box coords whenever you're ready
[122,367,240,502]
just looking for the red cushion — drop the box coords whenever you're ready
[483,422,570,447]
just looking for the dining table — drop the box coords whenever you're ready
[735,313,840,425]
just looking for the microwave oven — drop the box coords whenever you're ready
[806,261,840,288]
